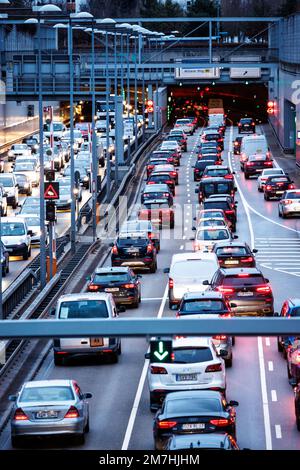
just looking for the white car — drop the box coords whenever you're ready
[160,140,182,156]
[174,118,194,135]
[8,144,31,162]
[44,121,66,140]
[0,173,19,209]
[147,336,226,411]
[21,215,45,246]
[196,217,229,230]
[257,168,285,191]
[13,161,39,187]
[1,217,31,260]
[278,189,300,218]
[193,226,233,252]
[164,252,219,308]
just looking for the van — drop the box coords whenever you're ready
[1,216,31,259]
[163,252,219,309]
[0,173,19,209]
[52,293,123,365]
[240,134,270,161]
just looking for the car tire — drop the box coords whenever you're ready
[111,351,119,363]
[232,336,235,346]
[264,194,269,201]
[277,339,283,352]
[282,212,287,219]
[150,261,157,273]
[132,299,139,309]
[54,354,65,366]
[278,208,282,217]
[6,262,9,274]
[225,356,233,368]
[258,186,262,192]
[244,173,249,179]
[85,418,90,433]
[23,250,29,261]
[11,436,22,448]
[12,200,17,210]
[2,266,6,278]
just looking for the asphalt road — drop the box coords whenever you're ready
[1,124,300,450]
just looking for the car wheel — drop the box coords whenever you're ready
[84,418,90,433]
[111,351,119,363]
[225,356,233,368]
[150,261,157,273]
[54,354,65,366]
[232,336,235,346]
[12,200,17,210]
[258,186,262,192]
[287,363,292,379]
[264,194,269,201]
[11,436,22,448]
[282,212,287,219]
[2,266,6,278]
[117,341,122,355]
[244,173,249,179]
[132,299,139,309]
[6,261,9,274]
[278,207,282,217]
[277,339,283,352]
[23,250,29,261]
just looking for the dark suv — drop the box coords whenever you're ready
[203,196,237,232]
[204,267,274,316]
[111,234,157,273]
[213,242,257,268]
[196,177,236,203]
[238,118,256,133]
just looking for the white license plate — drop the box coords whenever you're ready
[182,423,205,430]
[176,373,198,382]
[105,287,119,292]
[127,248,139,253]
[90,337,104,347]
[36,410,58,419]
[276,191,284,194]
[237,291,254,296]
[256,169,263,172]
[224,260,239,265]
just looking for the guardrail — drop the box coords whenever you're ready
[3,268,37,319]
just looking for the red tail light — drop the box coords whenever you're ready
[225,210,234,215]
[194,169,200,173]
[147,181,155,185]
[147,243,153,253]
[266,185,272,190]
[13,408,29,421]
[112,245,118,255]
[238,123,241,127]
[88,284,99,291]
[165,180,173,185]
[217,286,235,294]
[169,278,174,289]
[252,122,255,126]
[167,158,174,163]
[158,420,177,429]
[64,406,80,419]
[289,184,295,189]
[205,363,222,372]
[224,174,233,179]
[264,161,273,166]
[213,335,227,340]
[246,162,254,166]
[234,142,239,146]
[241,257,254,263]
[256,285,272,294]
[210,418,231,426]
[150,366,167,374]
[123,283,135,288]
[171,172,177,177]
[147,165,154,170]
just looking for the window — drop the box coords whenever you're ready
[20,386,74,402]
[166,398,222,415]
[181,300,225,313]
[172,347,213,364]
[223,275,265,286]
[58,300,109,319]
[2,222,25,236]
[93,272,130,283]
[216,246,248,256]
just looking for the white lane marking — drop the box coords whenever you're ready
[228,125,272,451]
[184,227,188,231]
[268,361,274,371]
[180,245,184,250]
[275,425,282,439]
[188,199,191,203]
[271,390,277,402]
[121,284,168,450]
[183,235,186,240]
[266,338,271,347]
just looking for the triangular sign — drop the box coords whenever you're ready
[44,182,59,200]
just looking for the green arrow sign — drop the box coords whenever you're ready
[150,338,173,363]
[154,341,169,361]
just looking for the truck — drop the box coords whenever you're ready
[208,99,225,128]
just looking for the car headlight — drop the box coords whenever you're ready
[8,151,13,156]
[83,176,89,181]
[67,198,72,204]
[34,144,39,150]
[24,183,29,188]
[7,189,15,196]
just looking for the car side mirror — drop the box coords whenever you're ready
[83,392,93,399]
[219,349,228,358]
[163,268,170,274]
[49,307,56,316]
[8,395,17,402]
[253,249,258,253]
[189,237,195,241]
[233,235,238,239]
[202,280,210,285]
[228,400,239,407]
[145,352,150,360]
[117,305,126,313]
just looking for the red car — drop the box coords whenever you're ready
[138,200,175,229]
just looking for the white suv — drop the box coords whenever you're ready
[0,173,19,209]
[147,337,226,411]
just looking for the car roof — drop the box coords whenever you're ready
[214,241,249,249]
[144,184,170,191]
[171,252,218,265]
[166,390,222,401]
[24,379,72,389]
[95,266,130,274]
[204,196,231,202]
[182,291,224,301]
[57,292,112,302]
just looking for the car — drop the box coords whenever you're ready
[138,201,175,229]
[257,168,286,192]
[195,209,233,230]
[198,141,222,154]
[275,299,300,355]
[196,217,229,230]
[62,130,84,152]
[52,292,122,365]
[201,131,224,151]
[111,232,157,273]
[203,196,237,232]
[14,173,32,196]
[147,172,175,196]
[1,217,31,260]
[195,177,236,203]
[22,136,40,153]
[0,173,19,209]
[164,133,187,152]
[153,390,238,450]
[238,117,256,133]
[198,149,222,161]
[8,144,31,162]
[233,136,243,155]
[13,161,39,187]
[193,159,219,181]
[174,118,194,135]
[164,432,240,450]
[120,220,160,252]
[278,190,300,218]
[0,185,8,216]
[141,183,173,207]
[164,252,219,309]
[21,215,44,246]
[87,266,141,308]
[147,337,226,412]
[286,339,300,386]
[242,153,273,177]
[9,379,92,447]
[169,129,187,151]
[192,226,235,252]
[202,165,234,180]
[55,185,73,212]
[160,140,182,157]
[1,241,9,277]
[44,145,64,171]
[213,242,257,268]
[75,122,91,139]
[177,291,234,366]
[58,176,82,202]
[149,150,178,166]
[240,134,270,164]
[63,163,90,189]
[204,267,274,317]
[146,157,175,178]
[263,175,295,200]
[56,140,70,163]
[151,164,179,185]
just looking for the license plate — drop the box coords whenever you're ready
[127,248,139,253]
[105,287,119,292]
[176,373,198,382]
[36,410,58,419]
[276,191,284,194]
[224,260,239,265]
[90,337,104,347]
[256,169,263,172]
[237,291,254,296]
[182,423,205,430]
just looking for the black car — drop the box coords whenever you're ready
[198,142,222,153]
[203,196,237,232]
[193,159,218,181]
[150,150,176,165]
[233,136,243,155]
[1,241,9,277]
[204,267,274,316]
[195,177,236,203]
[238,117,256,133]
[165,134,187,152]
[275,298,300,356]
[153,390,238,450]
[141,183,173,206]
[202,132,224,151]
[147,173,175,196]
[147,157,174,178]
[87,266,141,308]
[242,154,273,178]
[263,175,295,200]
[111,233,157,273]
[213,242,257,268]
[165,433,240,450]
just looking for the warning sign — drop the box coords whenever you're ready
[44,182,59,200]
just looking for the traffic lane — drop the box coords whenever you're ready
[1,134,196,450]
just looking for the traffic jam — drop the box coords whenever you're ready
[5,107,300,452]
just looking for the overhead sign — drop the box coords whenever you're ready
[230,68,261,78]
[150,338,173,363]
[175,67,220,79]
[44,182,59,200]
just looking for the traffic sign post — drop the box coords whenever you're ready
[44,182,59,200]
[150,337,173,363]
[44,179,58,283]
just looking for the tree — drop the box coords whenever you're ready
[187,0,217,17]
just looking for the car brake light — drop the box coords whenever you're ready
[217,286,235,294]
[147,181,155,185]
[210,418,231,426]
[238,123,241,126]
[213,335,227,340]
[13,408,29,421]
[289,184,295,189]
[88,284,99,291]
[224,174,233,179]
[234,142,238,146]
[150,366,167,374]
[64,406,80,419]
[241,257,254,263]
[205,363,222,372]
[252,122,255,125]
[165,180,173,185]
[264,161,273,166]
[147,165,154,169]
[112,245,118,255]
[225,210,234,215]
[238,273,250,277]
[169,278,174,289]
[124,283,135,288]
[246,162,254,166]
[171,172,177,177]
[158,420,177,429]
[147,244,153,254]
[256,285,272,293]
[266,185,272,190]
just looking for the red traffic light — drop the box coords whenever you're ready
[147,100,153,107]
[267,108,274,114]
[267,100,274,108]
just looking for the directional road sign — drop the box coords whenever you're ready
[150,338,173,363]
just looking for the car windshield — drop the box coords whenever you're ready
[2,222,25,236]
[216,246,248,256]
[201,211,224,219]
[202,183,231,196]
[59,300,109,319]
[23,217,40,227]
[14,145,28,150]
[0,177,13,187]
[60,186,70,195]
[172,347,213,364]
[290,308,300,317]
[166,398,222,414]
[93,272,130,283]
[223,275,265,286]
[204,134,220,141]
[180,300,225,313]
[197,229,229,241]
[14,174,28,183]
[200,219,226,227]
[20,386,74,402]
[14,163,35,172]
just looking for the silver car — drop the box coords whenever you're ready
[278,190,300,218]
[9,379,92,447]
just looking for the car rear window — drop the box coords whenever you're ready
[171,260,217,278]
[202,183,231,195]
[93,273,130,283]
[172,347,213,364]
[143,202,170,209]
[180,300,225,313]
[20,386,74,402]
[205,134,220,140]
[249,155,266,161]
[241,118,252,123]
[59,300,109,319]
[268,177,289,183]
[204,202,229,210]
[216,246,248,256]
[200,211,224,219]
[118,237,148,246]
[223,275,265,286]
[166,398,222,414]
[197,229,229,241]
[286,191,300,199]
